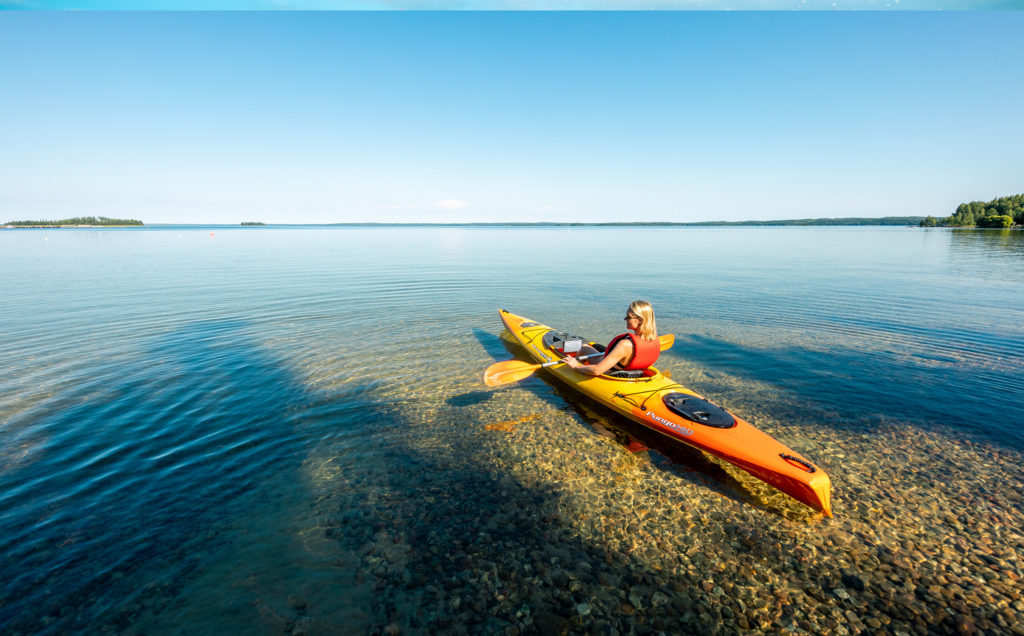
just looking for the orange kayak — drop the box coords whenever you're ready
[496,309,832,517]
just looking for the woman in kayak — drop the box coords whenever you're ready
[563,300,659,376]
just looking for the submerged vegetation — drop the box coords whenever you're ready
[921,194,1024,228]
[4,216,143,227]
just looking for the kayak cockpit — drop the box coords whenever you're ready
[543,329,663,381]
[602,367,659,380]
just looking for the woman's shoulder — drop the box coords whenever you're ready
[611,334,635,349]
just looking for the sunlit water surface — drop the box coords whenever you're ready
[1,227,1022,634]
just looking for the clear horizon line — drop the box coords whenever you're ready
[4,216,931,228]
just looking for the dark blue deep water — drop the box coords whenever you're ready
[2,226,1022,634]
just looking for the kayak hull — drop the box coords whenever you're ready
[499,309,832,518]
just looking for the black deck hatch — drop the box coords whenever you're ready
[663,393,736,429]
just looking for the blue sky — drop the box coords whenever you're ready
[1,12,1022,224]
[5,1,1024,9]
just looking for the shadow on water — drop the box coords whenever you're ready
[471,327,517,362]
[314,403,726,635]
[677,333,1024,452]
[444,328,533,408]
[446,390,496,408]
[0,320,312,634]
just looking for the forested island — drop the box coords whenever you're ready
[241,221,266,226]
[921,194,1023,228]
[3,216,143,227]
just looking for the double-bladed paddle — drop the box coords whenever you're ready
[483,333,674,387]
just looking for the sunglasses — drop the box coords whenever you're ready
[624,315,640,321]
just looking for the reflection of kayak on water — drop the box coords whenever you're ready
[486,309,832,518]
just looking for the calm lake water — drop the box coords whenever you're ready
[1,226,1022,635]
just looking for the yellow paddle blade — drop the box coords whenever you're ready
[659,334,674,351]
[483,359,543,387]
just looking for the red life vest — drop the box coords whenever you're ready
[606,332,659,370]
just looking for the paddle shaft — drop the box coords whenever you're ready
[537,349,603,369]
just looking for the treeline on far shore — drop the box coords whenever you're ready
[679,216,925,227]
[4,216,144,227]
[921,194,1023,228]
[4,216,143,227]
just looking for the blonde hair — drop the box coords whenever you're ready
[628,300,657,341]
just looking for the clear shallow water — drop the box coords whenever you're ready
[1,226,1022,634]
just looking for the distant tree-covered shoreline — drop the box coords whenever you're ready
[321,217,926,227]
[670,216,924,227]
[4,216,143,227]
[921,194,1023,228]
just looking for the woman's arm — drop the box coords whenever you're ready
[564,340,633,376]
